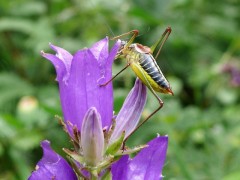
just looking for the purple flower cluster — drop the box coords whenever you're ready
[222,62,240,87]
[29,38,168,180]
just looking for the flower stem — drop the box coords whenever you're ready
[90,170,98,180]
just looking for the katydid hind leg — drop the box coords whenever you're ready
[123,66,164,145]
[150,27,172,59]
[126,84,163,139]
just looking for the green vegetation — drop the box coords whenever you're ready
[0,0,240,179]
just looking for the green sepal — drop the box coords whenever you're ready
[90,170,98,180]
[105,131,125,155]
[101,169,112,180]
[105,118,116,144]
[94,155,114,170]
[83,155,114,176]
[66,156,87,179]
[63,148,84,164]
[115,144,148,157]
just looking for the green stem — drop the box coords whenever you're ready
[90,170,98,180]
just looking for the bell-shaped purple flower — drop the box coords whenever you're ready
[41,37,119,134]
[29,38,169,179]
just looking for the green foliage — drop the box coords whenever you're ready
[0,0,240,179]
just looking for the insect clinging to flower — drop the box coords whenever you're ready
[101,27,174,136]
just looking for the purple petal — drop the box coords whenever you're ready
[28,140,77,180]
[89,38,108,63]
[111,136,168,180]
[128,136,168,180]
[81,107,104,166]
[110,79,147,143]
[41,52,68,82]
[50,43,73,71]
[111,155,129,179]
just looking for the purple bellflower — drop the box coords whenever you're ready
[222,62,240,87]
[29,37,168,179]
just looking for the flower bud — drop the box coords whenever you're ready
[81,107,104,166]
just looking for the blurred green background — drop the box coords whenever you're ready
[0,0,240,179]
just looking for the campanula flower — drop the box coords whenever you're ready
[29,37,168,180]
[222,62,240,87]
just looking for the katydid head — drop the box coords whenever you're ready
[115,40,128,58]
